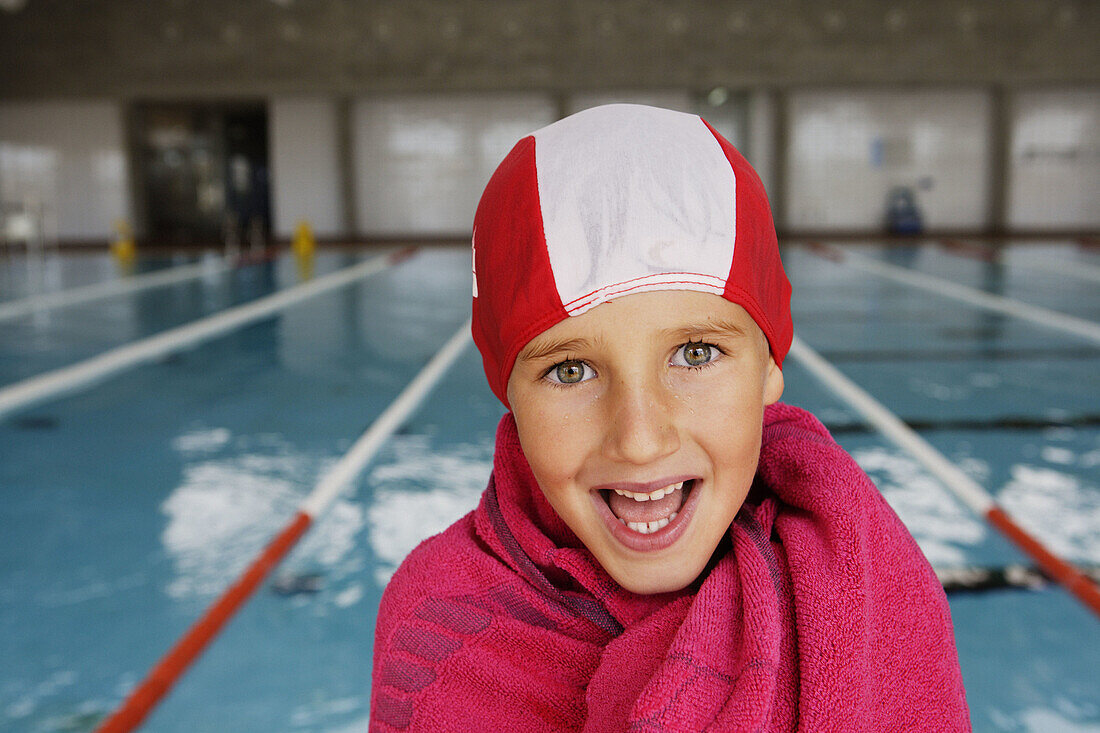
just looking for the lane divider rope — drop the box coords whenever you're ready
[788,335,1100,618]
[938,238,999,263]
[806,241,1100,345]
[0,248,417,421]
[94,318,473,733]
[0,257,233,322]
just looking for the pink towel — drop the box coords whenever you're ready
[371,403,970,731]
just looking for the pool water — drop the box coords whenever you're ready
[1,242,1097,731]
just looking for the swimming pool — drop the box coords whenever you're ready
[1,241,1097,731]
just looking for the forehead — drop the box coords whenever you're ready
[517,291,763,359]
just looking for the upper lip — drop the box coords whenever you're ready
[591,475,697,494]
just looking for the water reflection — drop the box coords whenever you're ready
[162,427,364,601]
[852,445,986,566]
[365,434,492,586]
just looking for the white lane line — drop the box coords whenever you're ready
[0,257,232,322]
[811,244,1100,345]
[787,336,994,516]
[0,248,416,421]
[300,319,472,517]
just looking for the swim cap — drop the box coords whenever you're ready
[472,103,792,407]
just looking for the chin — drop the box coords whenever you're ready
[611,561,704,596]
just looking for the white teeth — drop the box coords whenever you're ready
[623,512,678,535]
[613,481,684,503]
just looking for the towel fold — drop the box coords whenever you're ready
[371,403,970,731]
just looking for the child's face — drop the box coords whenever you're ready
[507,290,784,594]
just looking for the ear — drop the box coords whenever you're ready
[763,355,784,406]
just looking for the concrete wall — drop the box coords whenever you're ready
[1007,89,1100,230]
[786,89,993,232]
[0,101,129,242]
[351,94,556,236]
[269,98,344,239]
[1,1,1097,98]
[1,1,1096,240]
[4,89,1098,241]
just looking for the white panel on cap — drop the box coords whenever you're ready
[532,104,736,315]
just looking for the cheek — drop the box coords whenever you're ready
[680,379,765,462]
[678,370,764,419]
[513,399,592,486]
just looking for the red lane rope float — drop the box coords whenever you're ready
[985,507,1100,616]
[94,318,473,733]
[96,512,313,733]
[230,246,282,268]
[939,238,999,263]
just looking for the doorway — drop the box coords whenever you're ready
[134,102,270,246]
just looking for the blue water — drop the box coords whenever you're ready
[0,251,134,303]
[1,242,1097,731]
[0,253,367,386]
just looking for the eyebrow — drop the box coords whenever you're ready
[517,336,596,363]
[518,319,753,363]
[662,319,751,342]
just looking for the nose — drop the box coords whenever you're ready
[603,376,680,466]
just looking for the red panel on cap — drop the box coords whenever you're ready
[701,120,793,367]
[471,136,568,407]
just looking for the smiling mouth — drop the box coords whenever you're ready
[601,479,693,535]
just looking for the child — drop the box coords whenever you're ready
[370,104,969,731]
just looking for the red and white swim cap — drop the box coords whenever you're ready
[472,104,792,407]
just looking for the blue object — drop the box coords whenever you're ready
[886,186,924,234]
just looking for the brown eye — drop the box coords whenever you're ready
[679,343,713,367]
[552,361,589,384]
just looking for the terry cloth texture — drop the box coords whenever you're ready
[370,403,970,732]
[471,104,792,406]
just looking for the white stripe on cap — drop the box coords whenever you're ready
[532,104,736,315]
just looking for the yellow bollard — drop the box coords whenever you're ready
[111,219,136,273]
[292,220,316,280]
[292,220,316,258]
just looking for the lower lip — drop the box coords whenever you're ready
[590,480,700,553]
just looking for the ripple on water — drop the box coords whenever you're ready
[850,445,987,566]
[161,433,364,601]
[998,464,1100,565]
[366,435,492,585]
